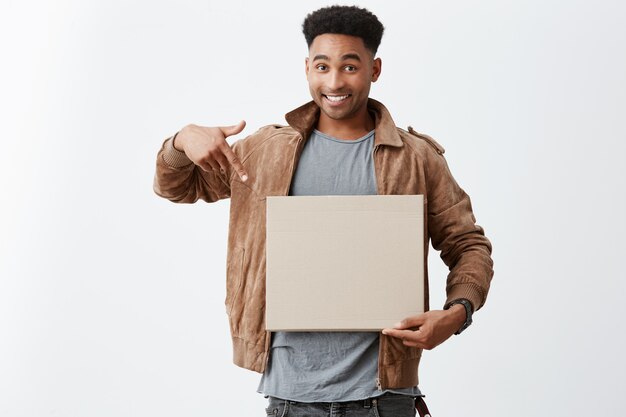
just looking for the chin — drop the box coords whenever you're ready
[320,108,351,121]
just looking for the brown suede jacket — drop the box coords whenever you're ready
[153,98,493,389]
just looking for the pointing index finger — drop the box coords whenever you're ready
[221,142,248,182]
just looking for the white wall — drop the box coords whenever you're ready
[1,0,625,416]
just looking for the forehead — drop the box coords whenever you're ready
[308,33,372,59]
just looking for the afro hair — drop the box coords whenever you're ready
[302,5,385,55]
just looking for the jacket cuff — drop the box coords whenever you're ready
[161,135,193,168]
[445,283,486,312]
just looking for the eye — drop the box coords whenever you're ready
[316,64,328,71]
[344,65,357,72]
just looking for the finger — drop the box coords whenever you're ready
[383,329,414,338]
[203,157,221,172]
[393,314,426,330]
[221,143,248,182]
[382,328,424,347]
[198,160,214,173]
[213,151,231,174]
[402,339,421,348]
[219,120,246,138]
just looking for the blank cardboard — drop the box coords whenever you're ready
[265,195,424,331]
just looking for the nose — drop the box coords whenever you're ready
[327,69,346,91]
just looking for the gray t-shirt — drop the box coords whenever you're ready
[257,129,421,402]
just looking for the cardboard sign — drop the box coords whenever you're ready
[266,195,424,331]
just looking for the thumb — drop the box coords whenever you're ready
[220,120,246,138]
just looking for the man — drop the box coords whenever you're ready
[154,5,493,417]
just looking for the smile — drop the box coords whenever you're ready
[323,94,351,103]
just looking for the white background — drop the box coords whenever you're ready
[1,0,625,416]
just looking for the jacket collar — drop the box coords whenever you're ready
[284,98,404,148]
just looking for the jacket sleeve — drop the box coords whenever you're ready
[153,135,235,203]
[426,151,494,311]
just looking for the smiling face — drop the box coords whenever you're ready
[305,33,382,133]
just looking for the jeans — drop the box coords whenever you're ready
[265,393,417,417]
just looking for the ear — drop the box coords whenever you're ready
[371,57,382,82]
[305,57,310,79]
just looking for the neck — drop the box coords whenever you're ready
[316,107,375,140]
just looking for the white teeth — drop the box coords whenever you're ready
[325,94,349,102]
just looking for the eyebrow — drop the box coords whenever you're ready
[312,53,362,62]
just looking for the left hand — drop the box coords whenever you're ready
[382,305,466,350]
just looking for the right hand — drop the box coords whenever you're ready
[174,120,248,182]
